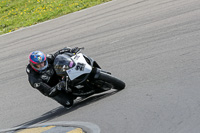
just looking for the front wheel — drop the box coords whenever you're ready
[97,71,125,90]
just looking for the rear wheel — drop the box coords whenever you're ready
[97,71,125,90]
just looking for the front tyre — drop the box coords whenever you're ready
[97,71,125,90]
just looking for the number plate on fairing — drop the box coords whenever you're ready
[66,53,92,80]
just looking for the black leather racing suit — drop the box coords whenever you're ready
[26,48,75,108]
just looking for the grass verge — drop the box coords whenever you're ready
[0,0,111,35]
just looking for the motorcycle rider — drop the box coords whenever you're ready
[26,47,80,108]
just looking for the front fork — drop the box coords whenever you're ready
[63,76,72,93]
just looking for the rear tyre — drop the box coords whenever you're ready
[97,72,125,90]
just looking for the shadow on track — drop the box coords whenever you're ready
[15,89,119,128]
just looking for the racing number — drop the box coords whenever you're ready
[76,63,85,71]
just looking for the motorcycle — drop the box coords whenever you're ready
[53,47,125,106]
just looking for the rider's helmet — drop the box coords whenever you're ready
[54,54,75,76]
[29,51,48,72]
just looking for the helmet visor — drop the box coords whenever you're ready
[31,60,48,71]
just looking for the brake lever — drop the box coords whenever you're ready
[76,47,84,54]
[74,47,84,59]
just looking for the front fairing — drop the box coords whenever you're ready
[66,53,92,83]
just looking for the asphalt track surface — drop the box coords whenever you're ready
[1,0,200,132]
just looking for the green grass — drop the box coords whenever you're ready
[0,0,111,35]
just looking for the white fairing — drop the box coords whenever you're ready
[66,53,92,80]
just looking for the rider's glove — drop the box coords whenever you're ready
[56,81,66,91]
